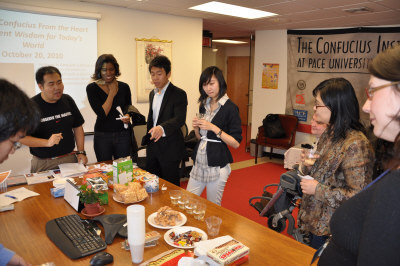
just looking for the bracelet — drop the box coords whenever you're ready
[216,129,223,138]
[76,150,86,156]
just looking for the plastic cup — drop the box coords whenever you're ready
[205,216,222,237]
[196,113,205,119]
[169,190,181,205]
[303,149,319,166]
[177,194,189,210]
[193,202,206,221]
[184,198,197,214]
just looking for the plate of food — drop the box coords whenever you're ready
[164,226,207,249]
[113,182,148,204]
[148,206,187,229]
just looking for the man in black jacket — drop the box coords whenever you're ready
[142,55,187,186]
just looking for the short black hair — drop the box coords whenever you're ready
[313,78,365,142]
[35,66,62,85]
[198,66,227,104]
[0,79,40,142]
[149,55,171,75]
[92,54,121,80]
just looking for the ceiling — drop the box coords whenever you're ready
[75,0,400,39]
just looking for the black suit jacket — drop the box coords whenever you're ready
[143,82,188,162]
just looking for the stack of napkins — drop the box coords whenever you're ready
[58,163,87,178]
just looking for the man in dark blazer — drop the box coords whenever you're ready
[142,55,187,186]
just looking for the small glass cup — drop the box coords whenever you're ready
[205,216,222,238]
[196,113,205,119]
[184,198,197,214]
[303,149,319,166]
[193,202,206,221]
[177,194,189,210]
[169,190,181,206]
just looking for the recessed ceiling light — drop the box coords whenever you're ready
[189,1,277,19]
[212,39,248,44]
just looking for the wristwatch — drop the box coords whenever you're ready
[76,150,86,156]
[216,129,223,139]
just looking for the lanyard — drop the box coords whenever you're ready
[362,169,390,191]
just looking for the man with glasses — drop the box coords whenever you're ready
[20,66,88,173]
[0,79,39,265]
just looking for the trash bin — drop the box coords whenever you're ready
[250,139,263,157]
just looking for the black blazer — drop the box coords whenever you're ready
[192,99,242,167]
[142,82,188,161]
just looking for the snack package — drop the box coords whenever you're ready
[139,249,194,266]
[113,157,133,187]
[207,239,250,265]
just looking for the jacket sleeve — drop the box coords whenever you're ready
[160,88,188,137]
[314,136,374,208]
[226,103,242,143]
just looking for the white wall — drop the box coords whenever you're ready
[251,30,313,153]
[0,0,202,174]
[252,30,288,138]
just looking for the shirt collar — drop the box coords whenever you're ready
[154,81,170,95]
[206,93,229,106]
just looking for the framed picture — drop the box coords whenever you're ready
[136,38,172,102]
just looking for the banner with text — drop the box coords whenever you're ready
[286,27,400,128]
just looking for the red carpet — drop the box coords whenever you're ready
[181,162,289,229]
[221,162,287,227]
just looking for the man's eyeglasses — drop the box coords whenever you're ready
[13,142,22,150]
[365,81,400,100]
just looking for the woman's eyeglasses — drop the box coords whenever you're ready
[365,81,400,100]
[314,100,327,109]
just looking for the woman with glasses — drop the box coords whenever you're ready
[298,78,374,250]
[318,45,400,265]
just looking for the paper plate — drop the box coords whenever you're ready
[112,194,147,204]
[147,212,187,229]
[164,226,207,249]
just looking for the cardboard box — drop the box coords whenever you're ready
[207,239,250,265]
[113,157,133,186]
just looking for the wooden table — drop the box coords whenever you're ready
[0,178,314,265]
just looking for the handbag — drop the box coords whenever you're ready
[262,114,286,138]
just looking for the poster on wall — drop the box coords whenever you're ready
[285,27,400,126]
[136,38,172,103]
[262,63,279,89]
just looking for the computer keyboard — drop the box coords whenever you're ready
[46,214,106,259]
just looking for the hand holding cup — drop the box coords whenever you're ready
[302,149,319,166]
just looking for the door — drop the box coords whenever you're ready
[226,56,250,125]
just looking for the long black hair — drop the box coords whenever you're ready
[198,66,227,105]
[313,78,365,142]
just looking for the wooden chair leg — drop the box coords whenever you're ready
[269,147,273,159]
[255,143,258,164]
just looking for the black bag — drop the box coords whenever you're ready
[262,114,286,138]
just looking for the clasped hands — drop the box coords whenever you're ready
[192,117,216,132]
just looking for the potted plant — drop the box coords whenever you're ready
[77,181,107,214]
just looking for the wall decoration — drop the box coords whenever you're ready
[286,27,400,126]
[262,63,279,89]
[136,38,172,102]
